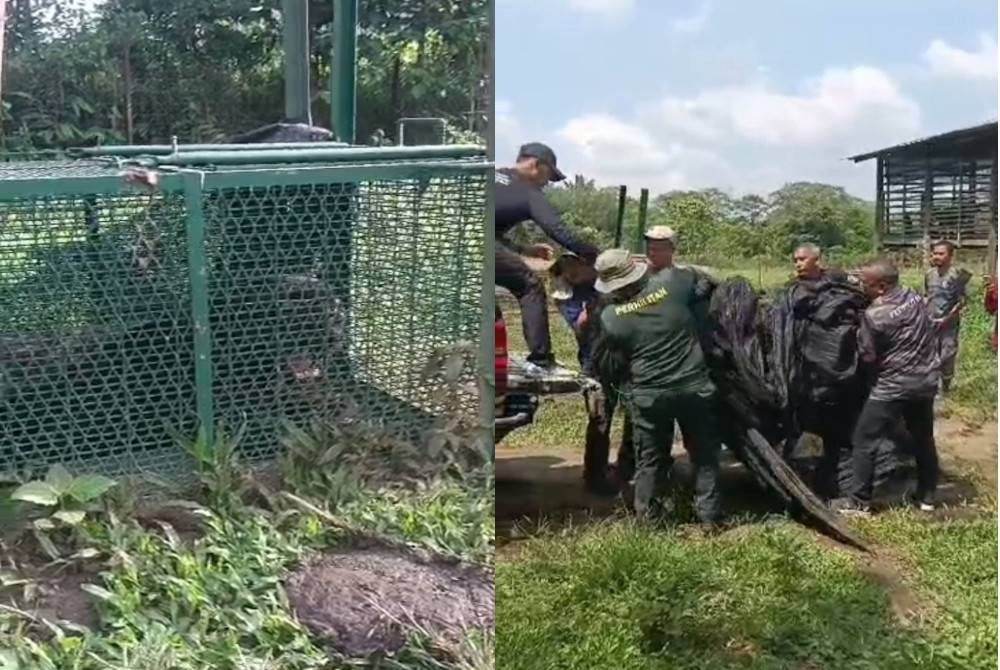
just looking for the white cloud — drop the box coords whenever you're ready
[517,65,920,197]
[565,0,634,18]
[671,1,712,34]
[646,66,920,148]
[495,100,521,146]
[558,114,671,170]
[553,113,739,193]
[923,34,998,80]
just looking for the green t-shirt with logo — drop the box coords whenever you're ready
[599,268,712,394]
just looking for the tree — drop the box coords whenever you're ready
[733,194,770,226]
[765,182,874,258]
[1,0,487,148]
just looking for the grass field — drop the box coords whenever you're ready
[495,260,998,670]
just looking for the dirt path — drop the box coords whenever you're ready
[935,416,997,489]
[496,417,996,542]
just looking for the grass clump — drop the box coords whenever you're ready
[0,413,494,669]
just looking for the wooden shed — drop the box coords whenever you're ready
[848,121,997,265]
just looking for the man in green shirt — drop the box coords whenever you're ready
[593,249,724,525]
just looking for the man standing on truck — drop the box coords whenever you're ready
[835,258,940,516]
[593,249,724,525]
[496,142,600,373]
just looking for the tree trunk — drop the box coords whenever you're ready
[123,42,134,144]
[389,52,401,137]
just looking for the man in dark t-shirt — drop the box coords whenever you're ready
[923,240,970,395]
[595,249,724,525]
[495,143,599,372]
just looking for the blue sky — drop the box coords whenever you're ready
[496,0,998,198]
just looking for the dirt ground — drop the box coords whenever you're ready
[286,548,494,658]
[0,542,102,634]
[495,416,997,544]
[934,416,998,489]
[0,500,209,636]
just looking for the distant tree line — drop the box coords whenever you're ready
[508,176,878,265]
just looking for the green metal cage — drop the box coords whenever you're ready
[0,146,491,475]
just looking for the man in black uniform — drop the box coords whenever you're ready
[787,243,867,500]
[496,142,600,370]
[834,258,940,516]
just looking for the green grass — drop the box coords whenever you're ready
[497,260,997,670]
[496,513,997,670]
[0,442,495,669]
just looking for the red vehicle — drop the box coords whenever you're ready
[494,305,536,442]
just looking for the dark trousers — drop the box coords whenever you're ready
[935,321,960,393]
[583,386,635,484]
[850,396,939,505]
[627,387,723,524]
[798,399,856,500]
[496,243,552,366]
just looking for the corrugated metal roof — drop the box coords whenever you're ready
[847,120,997,162]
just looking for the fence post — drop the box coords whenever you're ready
[636,188,649,252]
[614,185,627,247]
[873,157,884,253]
[182,172,216,447]
[479,0,496,459]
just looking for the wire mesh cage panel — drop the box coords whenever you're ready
[0,153,489,475]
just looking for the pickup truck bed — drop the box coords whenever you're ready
[506,355,592,395]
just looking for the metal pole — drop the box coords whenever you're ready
[0,0,6,109]
[71,142,347,157]
[282,0,312,125]
[989,157,998,277]
[873,157,884,253]
[921,164,932,267]
[636,188,649,252]
[182,172,216,448]
[480,0,496,459]
[129,144,485,167]
[332,0,358,144]
[613,185,627,247]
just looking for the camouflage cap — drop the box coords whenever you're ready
[594,248,648,294]
[644,225,676,241]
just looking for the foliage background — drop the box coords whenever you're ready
[1,0,489,149]
[500,174,990,269]
[517,176,878,266]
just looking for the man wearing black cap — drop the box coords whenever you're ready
[496,142,600,371]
